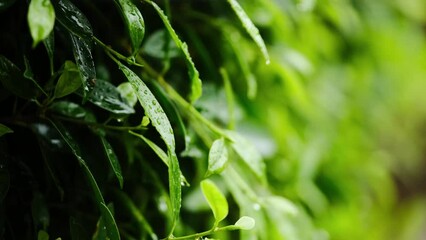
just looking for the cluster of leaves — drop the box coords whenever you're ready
[2,0,426,239]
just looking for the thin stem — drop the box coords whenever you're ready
[93,36,144,67]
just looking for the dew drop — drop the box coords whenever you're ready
[253,203,261,211]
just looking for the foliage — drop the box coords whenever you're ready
[1,0,426,239]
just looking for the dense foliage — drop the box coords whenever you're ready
[1,0,426,239]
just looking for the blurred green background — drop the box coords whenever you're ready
[216,0,426,239]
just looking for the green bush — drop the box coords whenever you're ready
[1,0,426,239]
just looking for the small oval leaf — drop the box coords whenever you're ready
[205,138,228,178]
[149,1,202,103]
[27,0,55,48]
[54,61,82,99]
[200,179,228,223]
[115,0,145,55]
[234,216,255,230]
[54,0,92,39]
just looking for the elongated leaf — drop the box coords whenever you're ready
[54,61,82,99]
[0,124,13,138]
[83,79,134,114]
[54,0,92,39]
[149,1,202,103]
[70,34,96,99]
[234,216,255,230]
[114,190,157,239]
[49,101,87,118]
[205,138,228,178]
[129,131,189,186]
[28,0,55,48]
[225,131,265,179]
[48,119,120,240]
[99,202,120,240]
[117,62,181,232]
[0,55,39,99]
[201,179,228,224]
[227,0,270,64]
[115,0,145,55]
[100,136,123,188]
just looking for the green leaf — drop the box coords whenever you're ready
[84,79,135,115]
[70,34,96,99]
[27,0,55,48]
[100,136,123,188]
[115,0,145,55]
[0,124,13,137]
[69,217,89,240]
[54,61,82,99]
[99,202,121,240]
[117,82,137,107]
[37,230,49,240]
[226,0,270,64]
[48,119,120,240]
[205,138,228,178]
[49,101,87,118]
[0,55,39,99]
[234,216,255,230]
[143,30,180,59]
[225,131,265,179]
[54,0,92,39]
[117,62,181,233]
[149,1,202,103]
[129,131,189,186]
[43,31,55,73]
[200,179,228,224]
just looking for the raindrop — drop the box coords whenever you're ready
[253,203,261,211]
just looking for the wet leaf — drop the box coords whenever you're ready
[49,101,87,118]
[227,0,270,64]
[53,61,82,99]
[205,138,228,178]
[0,124,13,138]
[0,55,39,99]
[100,136,123,188]
[117,82,137,107]
[201,179,228,224]
[84,79,135,114]
[70,34,96,99]
[48,119,120,240]
[27,0,55,48]
[117,62,181,232]
[149,1,202,103]
[225,131,265,179]
[115,0,145,55]
[234,216,255,230]
[54,0,92,39]
[143,30,179,59]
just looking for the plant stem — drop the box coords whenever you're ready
[93,36,144,67]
